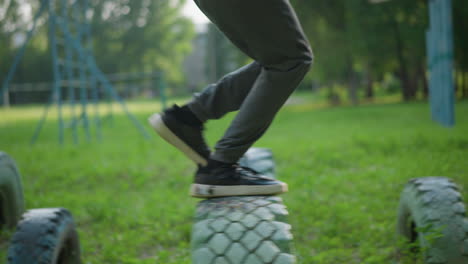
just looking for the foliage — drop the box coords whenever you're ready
[291,0,468,102]
[0,97,467,263]
[203,23,250,83]
[0,0,195,88]
[453,0,468,72]
[2,0,468,103]
[397,223,445,264]
[89,0,195,84]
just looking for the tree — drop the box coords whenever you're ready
[291,0,430,102]
[1,0,195,97]
[203,23,249,83]
[89,0,195,86]
[453,0,468,98]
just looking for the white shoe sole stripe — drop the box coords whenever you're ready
[148,113,208,166]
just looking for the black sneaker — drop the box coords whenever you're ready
[190,161,288,198]
[148,105,210,166]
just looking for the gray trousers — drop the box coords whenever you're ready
[188,0,313,163]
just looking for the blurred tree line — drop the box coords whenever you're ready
[0,0,194,92]
[207,0,468,104]
[292,0,468,103]
[2,0,468,105]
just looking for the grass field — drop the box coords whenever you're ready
[0,97,467,263]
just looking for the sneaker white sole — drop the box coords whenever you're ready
[190,183,288,198]
[148,113,208,166]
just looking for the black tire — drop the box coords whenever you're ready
[7,208,81,264]
[192,196,296,264]
[192,148,295,264]
[0,152,25,229]
[397,177,468,264]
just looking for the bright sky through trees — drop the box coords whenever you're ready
[181,0,209,25]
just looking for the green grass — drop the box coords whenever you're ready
[0,98,467,263]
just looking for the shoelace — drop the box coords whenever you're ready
[234,164,259,175]
[208,162,263,180]
[229,163,263,180]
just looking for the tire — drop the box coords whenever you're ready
[0,152,25,229]
[397,177,468,264]
[7,208,82,264]
[192,196,296,264]
[192,148,295,264]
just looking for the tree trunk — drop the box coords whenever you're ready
[419,63,429,99]
[348,72,359,105]
[2,88,10,108]
[365,71,374,100]
[328,85,341,106]
[391,19,415,101]
[346,57,359,105]
[463,71,467,98]
[409,71,418,99]
[397,69,413,101]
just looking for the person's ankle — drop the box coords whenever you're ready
[208,158,232,168]
[198,158,234,172]
[177,105,203,127]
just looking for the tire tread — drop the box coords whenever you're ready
[398,177,468,263]
[7,208,81,264]
[192,196,296,264]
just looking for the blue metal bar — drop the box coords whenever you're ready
[90,73,101,140]
[82,0,101,141]
[29,0,150,143]
[158,71,167,110]
[1,0,48,106]
[79,60,91,141]
[67,0,91,141]
[427,0,455,127]
[30,93,55,145]
[49,0,64,144]
[56,21,150,139]
[107,90,114,126]
[92,60,151,139]
[31,0,60,145]
[62,0,78,144]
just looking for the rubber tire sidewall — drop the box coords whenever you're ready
[0,152,25,229]
[397,177,468,264]
[8,208,81,264]
[51,216,81,264]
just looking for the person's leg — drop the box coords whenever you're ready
[148,62,262,166]
[192,0,313,163]
[187,62,262,122]
[150,0,312,197]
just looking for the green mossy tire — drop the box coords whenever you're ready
[7,208,81,264]
[192,196,296,264]
[397,177,468,264]
[192,148,295,264]
[0,152,25,229]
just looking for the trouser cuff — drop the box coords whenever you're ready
[187,99,209,123]
[210,150,242,164]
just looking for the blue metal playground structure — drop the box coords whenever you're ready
[427,0,455,127]
[1,0,456,141]
[1,0,168,144]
